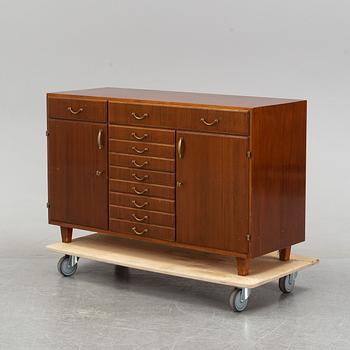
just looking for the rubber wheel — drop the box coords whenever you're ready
[279,274,296,294]
[57,255,78,277]
[229,289,248,312]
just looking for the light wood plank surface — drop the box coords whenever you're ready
[47,234,319,288]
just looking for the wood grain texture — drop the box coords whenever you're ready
[176,131,249,253]
[110,205,175,227]
[47,119,108,229]
[236,257,250,276]
[109,125,175,145]
[47,234,319,289]
[109,101,249,135]
[279,247,291,261]
[60,227,72,243]
[109,166,175,187]
[249,101,307,257]
[110,153,175,172]
[47,96,107,123]
[109,219,175,241]
[110,180,174,200]
[48,87,301,109]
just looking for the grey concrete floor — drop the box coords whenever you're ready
[0,249,349,350]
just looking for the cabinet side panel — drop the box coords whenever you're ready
[250,101,306,257]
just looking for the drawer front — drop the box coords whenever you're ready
[48,97,107,123]
[109,219,175,241]
[109,102,249,135]
[110,205,175,228]
[110,166,175,187]
[109,125,175,145]
[109,192,175,213]
[110,180,174,200]
[110,140,174,159]
[110,153,175,173]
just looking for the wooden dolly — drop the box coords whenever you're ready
[47,234,319,312]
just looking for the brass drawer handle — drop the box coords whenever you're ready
[132,173,149,181]
[132,160,148,168]
[67,107,83,115]
[200,118,219,126]
[132,200,148,208]
[131,112,148,120]
[96,170,104,176]
[132,213,148,222]
[132,227,148,236]
[132,146,148,154]
[177,137,184,159]
[132,187,149,195]
[131,132,148,141]
[97,129,104,150]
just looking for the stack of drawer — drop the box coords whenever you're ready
[109,125,176,241]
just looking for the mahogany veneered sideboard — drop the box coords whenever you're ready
[46,87,306,276]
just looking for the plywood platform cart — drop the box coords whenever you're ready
[46,87,317,312]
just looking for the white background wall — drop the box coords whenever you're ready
[0,0,349,257]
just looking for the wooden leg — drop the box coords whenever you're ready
[279,246,291,261]
[236,257,250,276]
[60,227,73,243]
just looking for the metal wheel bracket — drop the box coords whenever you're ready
[288,272,298,284]
[240,288,251,302]
[68,255,78,268]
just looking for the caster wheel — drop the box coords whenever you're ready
[279,273,297,294]
[229,288,249,312]
[57,255,78,277]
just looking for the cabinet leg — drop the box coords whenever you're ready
[279,246,291,261]
[236,257,250,276]
[60,227,73,243]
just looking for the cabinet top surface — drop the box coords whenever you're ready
[48,87,304,109]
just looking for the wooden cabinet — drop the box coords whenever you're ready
[47,88,307,276]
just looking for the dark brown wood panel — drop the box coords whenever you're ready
[110,205,175,228]
[110,153,175,172]
[110,180,174,200]
[47,96,107,123]
[110,140,175,159]
[109,218,175,241]
[109,125,175,145]
[109,166,175,187]
[249,101,307,257]
[109,102,249,135]
[47,119,108,229]
[176,131,249,253]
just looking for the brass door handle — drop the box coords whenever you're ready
[132,160,148,168]
[132,227,148,236]
[67,107,83,115]
[131,112,148,120]
[177,137,184,159]
[132,146,148,154]
[132,173,149,181]
[132,200,148,208]
[132,187,149,195]
[131,132,148,141]
[97,129,104,150]
[132,213,148,222]
[200,118,219,126]
[96,170,104,176]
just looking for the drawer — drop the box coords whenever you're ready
[110,153,175,173]
[109,218,175,241]
[110,140,174,159]
[110,180,174,199]
[110,205,175,228]
[48,97,107,123]
[109,125,175,145]
[109,101,249,135]
[110,166,175,187]
[109,192,175,213]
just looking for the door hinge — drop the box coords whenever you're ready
[46,130,50,136]
[246,234,251,241]
[46,202,50,209]
[246,151,252,159]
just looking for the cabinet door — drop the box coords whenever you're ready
[48,119,108,229]
[176,131,249,253]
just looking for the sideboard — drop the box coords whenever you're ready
[46,87,306,275]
